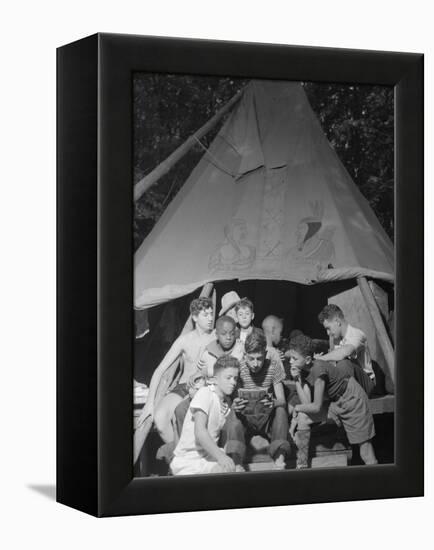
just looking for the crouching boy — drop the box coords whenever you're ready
[224,328,291,470]
[289,334,377,465]
[170,355,241,476]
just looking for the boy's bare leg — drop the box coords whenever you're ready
[359,440,378,465]
[293,412,311,469]
[154,393,183,443]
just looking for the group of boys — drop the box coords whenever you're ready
[139,292,378,475]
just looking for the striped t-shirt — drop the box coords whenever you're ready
[239,347,285,390]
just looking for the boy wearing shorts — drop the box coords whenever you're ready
[289,334,377,465]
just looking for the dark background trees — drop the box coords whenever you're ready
[133,75,393,250]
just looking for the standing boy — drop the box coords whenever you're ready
[235,298,255,346]
[289,334,377,465]
[225,328,290,470]
[316,304,376,396]
[170,355,241,475]
[138,297,215,443]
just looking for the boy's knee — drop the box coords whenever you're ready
[154,405,170,431]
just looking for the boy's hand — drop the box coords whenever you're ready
[232,397,248,412]
[260,395,274,409]
[290,366,301,380]
[314,352,324,360]
[217,453,236,472]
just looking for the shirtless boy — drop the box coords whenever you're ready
[142,297,215,443]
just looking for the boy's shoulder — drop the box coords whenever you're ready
[191,385,215,406]
[344,324,366,344]
[182,329,215,343]
[307,359,334,378]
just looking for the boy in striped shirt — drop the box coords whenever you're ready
[224,328,290,470]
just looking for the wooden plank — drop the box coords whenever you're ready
[311,454,348,468]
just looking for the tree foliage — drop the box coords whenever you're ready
[133,75,393,250]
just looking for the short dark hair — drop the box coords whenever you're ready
[245,328,267,354]
[289,334,315,358]
[318,304,344,324]
[235,297,254,313]
[215,315,236,330]
[190,297,213,316]
[214,354,240,373]
[289,328,304,339]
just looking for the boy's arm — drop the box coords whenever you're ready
[294,380,312,404]
[271,381,286,408]
[316,344,356,362]
[194,410,235,472]
[295,378,325,414]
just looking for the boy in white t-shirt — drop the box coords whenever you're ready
[316,304,376,396]
[170,355,241,476]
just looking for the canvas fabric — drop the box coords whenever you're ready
[135,80,394,310]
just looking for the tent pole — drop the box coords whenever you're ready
[134,88,245,202]
[133,282,214,464]
[357,276,395,387]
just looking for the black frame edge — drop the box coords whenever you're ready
[56,33,99,517]
[97,35,424,516]
[56,33,424,517]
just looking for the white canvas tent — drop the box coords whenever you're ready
[135,80,393,312]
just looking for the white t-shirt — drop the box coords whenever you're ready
[337,324,374,378]
[173,386,229,460]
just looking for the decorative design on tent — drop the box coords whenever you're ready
[209,218,256,272]
[287,199,336,264]
[256,167,286,266]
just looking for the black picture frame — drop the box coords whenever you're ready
[57,33,424,517]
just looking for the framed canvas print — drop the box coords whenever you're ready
[57,33,423,517]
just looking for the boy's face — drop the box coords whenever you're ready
[271,322,283,345]
[193,307,214,331]
[288,349,311,371]
[216,320,236,351]
[237,306,254,329]
[244,350,266,373]
[215,367,239,396]
[322,316,342,339]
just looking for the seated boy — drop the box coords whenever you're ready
[289,334,377,465]
[198,315,244,378]
[316,304,376,397]
[224,328,291,470]
[138,297,215,444]
[170,355,241,476]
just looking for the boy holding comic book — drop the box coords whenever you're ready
[224,328,291,470]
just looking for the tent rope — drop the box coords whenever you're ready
[193,136,239,178]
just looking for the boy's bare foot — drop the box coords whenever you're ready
[235,465,245,472]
